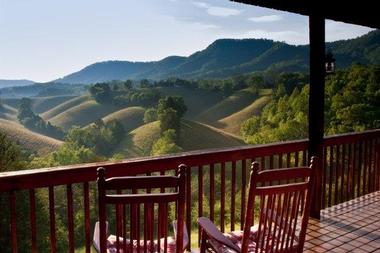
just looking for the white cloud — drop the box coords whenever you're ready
[245,29,308,45]
[249,15,282,23]
[190,22,220,30]
[191,1,209,9]
[207,7,241,17]
[325,20,374,42]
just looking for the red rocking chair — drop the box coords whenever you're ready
[95,164,188,253]
[198,157,317,253]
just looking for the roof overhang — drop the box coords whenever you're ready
[231,0,380,29]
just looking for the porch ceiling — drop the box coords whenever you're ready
[231,0,380,29]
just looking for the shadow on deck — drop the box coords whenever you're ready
[305,191,380,252]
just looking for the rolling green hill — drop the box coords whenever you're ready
[48,100,118,131]
[195,88,257,123]
[0,119,63,155]
[0,104,18,121]
[1,95,76,114]
[101,106,145,132]
[31,95,76,114]
[116,119,244,158]
[158,86,224,119]
[41,95,89,120]
[116,121,162,157]
[216,96,272,136]
[178,120,244,151]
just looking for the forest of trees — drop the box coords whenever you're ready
[17,98,65,139]
[241,65,380,144]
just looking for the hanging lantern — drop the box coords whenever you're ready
[325,51,336,74]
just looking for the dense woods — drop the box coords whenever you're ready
[241,65,380,144]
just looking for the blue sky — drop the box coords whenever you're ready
[0,0,373,82]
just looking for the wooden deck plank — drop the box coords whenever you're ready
[304,191,380,252]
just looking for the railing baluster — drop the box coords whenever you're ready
[286,153,291,168]
[340,144,345,202]
[186,165,191,250]
[363,140,368,195]
[10,191,17,253]
[321,147,327,209]
[334,145,340,205]
[357,141,363,197]
[348,143,353,200]
[353,142,358,198]
[328,146,333,207]
[231,161,236,231]
[302,149,307,166]
[67,184,75,253]
[48,186,56,253]
[83,182,91,253]
[220,162,225,232]
[376,139,380,191]
[241,159,246,230]
[294,151,299,167]
[210,164,215,222]
[368,139,374,192]
[29,189,37,253]
[198,166,203,244]
[270,155,274,169]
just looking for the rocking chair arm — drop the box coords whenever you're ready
[198,217,240,252]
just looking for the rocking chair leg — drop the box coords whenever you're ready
[200,230,207,253]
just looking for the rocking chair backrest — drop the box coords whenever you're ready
[241,157,316,253]
[97,164,187,253]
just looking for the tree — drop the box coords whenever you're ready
[158,107,180,133]
[151,129,182,156]
[157,96,187,119]
[123,80,133,90]
[157,96,187,134]
[0,132,23,172]
[89,83,112,104]
[143,108,158,123]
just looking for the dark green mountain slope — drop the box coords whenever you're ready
[56,30,379,84]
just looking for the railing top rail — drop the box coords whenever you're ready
[0,139,308,192]
[323,129,380,146]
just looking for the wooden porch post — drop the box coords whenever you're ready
[308,14,325,219]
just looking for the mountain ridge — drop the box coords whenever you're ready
[26,30,380,84]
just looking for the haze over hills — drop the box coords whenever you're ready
[0,79,35,88]
[55,30,380,84]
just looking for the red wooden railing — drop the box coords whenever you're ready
[0,130,379,252]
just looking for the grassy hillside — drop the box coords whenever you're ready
[116,121,161,157]
[0,104,18,121]
[0,119,63,155]
[196,88,257,123]
[1,98,21,108]
[158,86,224,119]
[215,96,271,136]
[41,95,89,120]
[31,95,76,114]
[116,119,244,158]
[2,96,76,114]
[102,106,145,132]
[48,100,118,131]
[178,120,244,151]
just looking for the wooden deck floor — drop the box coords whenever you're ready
[304,191,380,252]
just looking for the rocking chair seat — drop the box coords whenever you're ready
[93,221,189,253]
[200,217,299,253]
